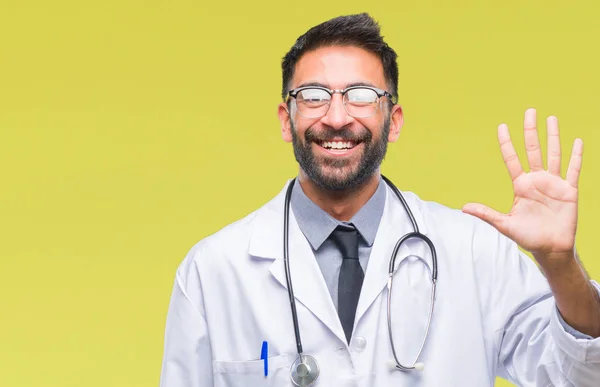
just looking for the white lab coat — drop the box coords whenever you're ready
[160,180,600,387]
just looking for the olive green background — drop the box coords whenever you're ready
[1,1,598,386]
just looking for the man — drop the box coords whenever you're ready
[159,13,600,386]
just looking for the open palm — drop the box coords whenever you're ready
[462,108,583,258]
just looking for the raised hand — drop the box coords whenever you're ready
[462,108,583,261]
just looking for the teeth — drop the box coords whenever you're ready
[321,141,354,149]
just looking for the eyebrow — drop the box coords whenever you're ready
[295,81,378,89]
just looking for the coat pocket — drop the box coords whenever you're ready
[212,353,292,387]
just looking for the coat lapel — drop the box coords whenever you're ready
[354,184,431,327]
[248,180,347,345]
[247,179,432,345]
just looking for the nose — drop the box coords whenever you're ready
[320,94,354,129]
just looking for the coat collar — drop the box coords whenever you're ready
[248,178,431,345]
[290,177,387,250]
[248,178,429,259]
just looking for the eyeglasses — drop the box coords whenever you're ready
[287,85,395,119]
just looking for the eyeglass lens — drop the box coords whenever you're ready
[295,88,379,118]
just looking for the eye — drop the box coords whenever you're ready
[297,89,330,105]
[346,88,378,104]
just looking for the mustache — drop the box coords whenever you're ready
[304,127,372,143]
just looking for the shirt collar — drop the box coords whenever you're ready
[290,177,386,250]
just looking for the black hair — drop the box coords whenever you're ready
[281,13,399,102]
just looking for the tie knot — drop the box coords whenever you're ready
[330,224,359,260]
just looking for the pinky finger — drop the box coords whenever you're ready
[566,138,584,188]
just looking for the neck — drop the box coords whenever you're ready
[297,170,381,222]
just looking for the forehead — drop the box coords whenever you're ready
[292,45,386,90]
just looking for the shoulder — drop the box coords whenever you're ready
[397,190,475,230]
[398,189,510,252]
[175,181,288,277]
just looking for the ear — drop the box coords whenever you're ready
[278,102,293,143]
[387,103,404,142]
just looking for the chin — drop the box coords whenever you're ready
[310,167,371,191]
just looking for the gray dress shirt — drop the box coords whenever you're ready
[290,177,386,311]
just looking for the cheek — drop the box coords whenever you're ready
[289,124,310,145]
[356,119,384,139]
[293,118,320,138]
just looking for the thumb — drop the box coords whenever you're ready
[462,203,509,234]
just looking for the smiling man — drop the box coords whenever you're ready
[280,45,398,198]
[160,13,600,387]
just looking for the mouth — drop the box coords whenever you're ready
[314,140,363,156]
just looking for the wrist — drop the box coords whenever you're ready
[534,249,579,277]
[535,249,600,337]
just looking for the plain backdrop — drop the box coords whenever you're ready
[1,1,599,386]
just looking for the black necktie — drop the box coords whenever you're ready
[330,224,364,344]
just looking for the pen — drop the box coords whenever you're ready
[260,340,268,377]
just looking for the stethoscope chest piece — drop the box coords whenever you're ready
[290,354,319,386]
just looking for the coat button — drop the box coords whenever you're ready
[352,336,367,352]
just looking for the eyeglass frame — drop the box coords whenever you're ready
[286,85,396,119]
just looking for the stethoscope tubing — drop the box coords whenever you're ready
[283,179,304,356]
[283,175,438,384]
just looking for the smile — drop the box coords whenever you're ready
[314,140,363,156]
[320,141,357,150]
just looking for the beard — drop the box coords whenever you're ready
[290,114,390,191]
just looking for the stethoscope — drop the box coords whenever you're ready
[283,175,438,386]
